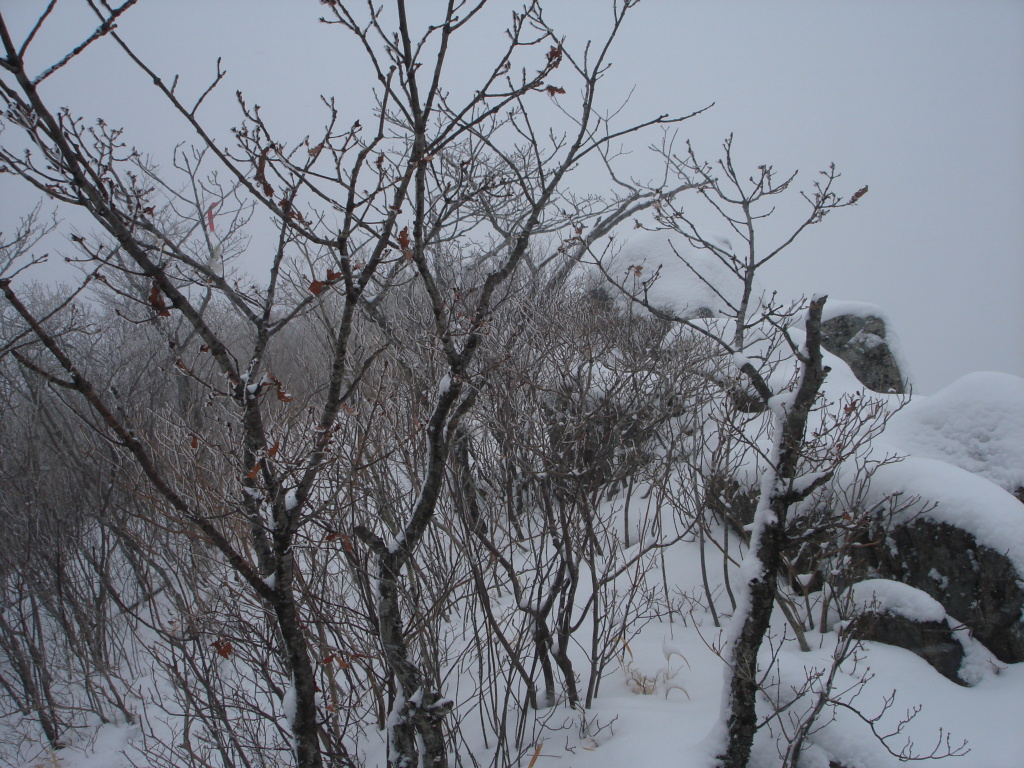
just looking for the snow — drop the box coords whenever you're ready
[850,328,884,349]
[618,232,760,319]
[819,299,892,323]
[40,524,1024,768]
[57,723,139,768]
[884,371,1024,494]
[850,579,947,623]
[928,568,949,590]
[766,390,796,418]
[282,680,296,728]
[19,291,1024,768]
[731,351,752,369]
[864,455,1024,573]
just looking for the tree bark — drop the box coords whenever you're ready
[717,296,829,768]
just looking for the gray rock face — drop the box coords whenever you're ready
[820,313,905,394]
[871,518,1024,663]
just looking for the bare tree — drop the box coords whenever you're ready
[598,136,876,767]
[0,3,701,767]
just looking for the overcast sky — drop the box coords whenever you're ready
[2,0,1022,394]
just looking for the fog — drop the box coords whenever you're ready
[2,0,1021,393]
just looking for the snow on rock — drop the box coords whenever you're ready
[866,456,1024,573]
[819,299,892,323]
[864,455,1024,662]
[850,578,947,623]
[885,371,1024,495]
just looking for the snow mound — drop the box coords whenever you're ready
[617,232,759,318]
[850,579,947,623]
[885,371,1024,494]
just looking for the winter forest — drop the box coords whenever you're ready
[0,2,1022,768]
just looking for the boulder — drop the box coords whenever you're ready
[850,612,967,684]
[860,456,1024,664]
[848,579,968,684]
[871,518,1024,664]
[820,310,905,394]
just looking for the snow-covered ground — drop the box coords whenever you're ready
[16,256,1024,768]
[43,529,1024,768]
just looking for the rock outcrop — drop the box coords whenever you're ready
[848,579,974,684]
[851,610,967,683]
[820,310,905,394]
[865,372,1024,664]
[871,517,1024,664]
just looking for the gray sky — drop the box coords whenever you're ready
[3,0,1022,394]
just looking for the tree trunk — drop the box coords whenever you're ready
[717,297,829,768]
[377,550,449,768]
[274,582,326,768]
[717,495,789,768]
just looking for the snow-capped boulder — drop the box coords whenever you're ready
[875,518,1024,664]
[848,579,969,684]
[819,302,906,394]
[864,457,1024,663]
